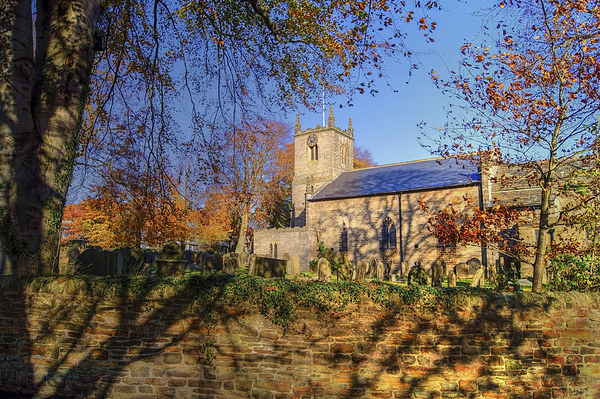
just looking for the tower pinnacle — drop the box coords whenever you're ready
[348,117,354,136]
[295,113,301,135]
[328,106,335,127]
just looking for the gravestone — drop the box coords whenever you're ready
[455,262,469,279]
[144,249,157,266]
[253,256,287,278]
[368,258,378,279]
[223,255,237,275]
[407,262,428,286]
[248,254,257,276]
[113,248,144,275]
[447,270,457,287]
[288,255,300,276]
[75,247,109,275]
[156,242,187,276]
[376,261,385,282]
[356,261,367,281]
[431,259,445,287]
[184,250,195,266]
[467,258,482,277]
[401,261,409,276]
[239,252,249,269]
[204,252,223,271]
[470,267,485,288]
[338,260,353,281]
[66,246,80,273]
[317,258,331,281]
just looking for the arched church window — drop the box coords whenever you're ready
[341,145,346,165]
[269,243,273,257]
[381,217,396,250]
[273,243,278,258]
[389,223,397,249]
[340,224,348,253]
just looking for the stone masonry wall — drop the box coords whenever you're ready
[1,277,599,398]
[309,185,482,274]
[253,227,318,272]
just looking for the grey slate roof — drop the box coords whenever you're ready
[310,157,480,201]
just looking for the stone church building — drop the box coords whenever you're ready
[254,108,548,275]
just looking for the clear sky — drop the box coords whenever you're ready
[289,2,492,166]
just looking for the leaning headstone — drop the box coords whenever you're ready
[376,261,385,282]
[447,270,457,287]
[467,258,482,277]
[317,258,331,281]
[470,267,485,288]
[431,259,445,287]
[455,262,469,279]
[407,262,428,286]
[288,255,300,276]
[356,261,367,281]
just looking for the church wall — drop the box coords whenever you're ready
[308,194,401,270]
[253,227,318,272]
[308,184,483,275]
[400,186,483,272]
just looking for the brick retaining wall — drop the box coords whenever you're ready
[0,277,599,398]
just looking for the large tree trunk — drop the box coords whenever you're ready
[235,209,249,254]
[0,0,103,275]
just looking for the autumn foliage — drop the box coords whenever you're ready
[63,187,192,249]
[420,196,532,258]
[426,0,600,291]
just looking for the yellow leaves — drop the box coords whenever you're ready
[499,1,506,8]
[430,69,439,80]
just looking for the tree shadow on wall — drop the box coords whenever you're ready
[0,274,594,399]
[0,273,245,399]
[329,290,582,398]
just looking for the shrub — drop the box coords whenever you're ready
[547,255,600,292]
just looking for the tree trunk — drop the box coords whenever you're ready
[532,185,551,293]
[0,0,103,275]
[235,209,249,254]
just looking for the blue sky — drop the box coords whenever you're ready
[290,2,492,166]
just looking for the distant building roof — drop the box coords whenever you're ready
[310,157,480,201]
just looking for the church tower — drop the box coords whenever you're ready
[291,107,354,227]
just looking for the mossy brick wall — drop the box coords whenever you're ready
[0,277,599,398]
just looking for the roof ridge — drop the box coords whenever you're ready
[345,156,449,173]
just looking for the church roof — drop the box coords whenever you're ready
[310,157,480,201]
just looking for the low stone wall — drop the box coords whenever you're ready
[0,276,599,398]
